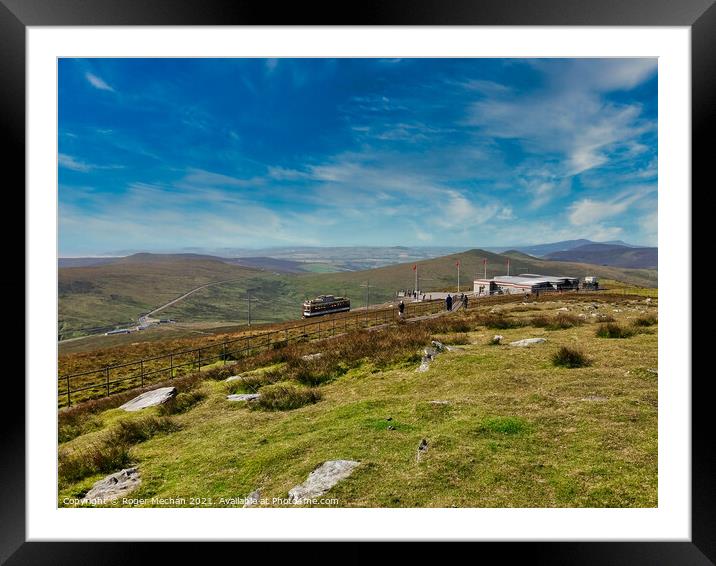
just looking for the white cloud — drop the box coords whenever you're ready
[85,72,114,92]
[568,187,654,226]
[58,153,91,172]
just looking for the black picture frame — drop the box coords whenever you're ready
[5,1,709,563]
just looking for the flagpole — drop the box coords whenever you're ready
[415,264,418,296]
[457,261,460,293]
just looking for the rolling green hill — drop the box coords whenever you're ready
[59,249,657,340]
[58,254,264,339]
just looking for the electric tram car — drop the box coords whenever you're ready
[302,295,351,318]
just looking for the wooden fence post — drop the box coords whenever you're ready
[67,376,71,406]
[140,360,144,388]
[170,354,174,379]
[105,367,110,397]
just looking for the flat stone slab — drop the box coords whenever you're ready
[509,338,546,347]
[301,353,323,361]
[581,395,608,402]
[119,387,177,412]
[81,468,141,504]
[428,400,450,405]
[227,393,260,402]
[288,460,360,504]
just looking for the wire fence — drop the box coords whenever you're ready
[57,299,453,408]
[57,289,619,408]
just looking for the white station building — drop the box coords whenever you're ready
[473,273,580,295]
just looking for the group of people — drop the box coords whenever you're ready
[445,292,468,311]
[397,291,470,319]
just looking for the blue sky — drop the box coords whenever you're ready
[58,58,657,256]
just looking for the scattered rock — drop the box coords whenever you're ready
[243,489,261,507]
[386,416,393,421]
[557,307,569,312]
[387,425,396,431]
[417,347,439,372]
[288,460,360,504]
[581,395,608,402]
[509,338,546,347]
[81,468,141,504]
[428,400,450,405]
[578,313,587,319]
[225,375,244,383]
[491,335,504,345]
[431,340,446,352]
[645,298,652,303]
[646,368,658,374]
[119,387,177,412]
[301,353,323,361]
[227,393,261,402]
[416,438,429,462]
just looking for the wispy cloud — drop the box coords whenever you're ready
[568,186,655,226]
[58,58,658,253]
[58,153,91,172]
[85,72,114,92]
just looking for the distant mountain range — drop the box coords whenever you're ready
[60,240,657,272]
[485,239,641,257]
[544,243,657,269]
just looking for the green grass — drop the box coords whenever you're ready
[476,416,530,435]
[58,295,657,508]
[596,323,635,339]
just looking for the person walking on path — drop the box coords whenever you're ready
[398,300,405,319]
[446,294,453,311]
[463,294,468,310]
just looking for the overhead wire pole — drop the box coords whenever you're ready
[246,292,259,327]
[456,259,461,293]
[360,281,371,310]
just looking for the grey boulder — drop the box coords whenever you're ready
[509,338,547,347]
[119,387,177,412]
[227,393,260,402]
[288,460,360,504]
[81,467,141,504]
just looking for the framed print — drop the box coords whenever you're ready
[6,0,711,563]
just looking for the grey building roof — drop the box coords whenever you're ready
[474,274,578,286]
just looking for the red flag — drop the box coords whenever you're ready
[456,260,460,267]
[412,264,417,271]
[483,258,487,265]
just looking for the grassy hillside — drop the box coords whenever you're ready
[58,254,263,339]
[58,293,658,508]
